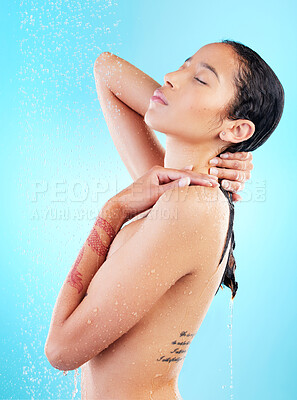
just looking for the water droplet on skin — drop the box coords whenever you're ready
[87,319,92,324]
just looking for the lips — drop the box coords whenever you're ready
[152,88,168,105]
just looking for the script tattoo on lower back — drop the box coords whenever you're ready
[156,330,196,364]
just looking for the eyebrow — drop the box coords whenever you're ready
[184,56,220,83]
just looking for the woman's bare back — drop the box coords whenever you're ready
[81,190,231,400]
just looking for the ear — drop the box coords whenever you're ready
[220,120,255,143]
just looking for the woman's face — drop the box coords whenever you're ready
[144,42,238,144]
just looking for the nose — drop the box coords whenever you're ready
[164,71,178,89]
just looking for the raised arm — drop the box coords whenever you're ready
[93,52,254,201]
[93,52,165,181]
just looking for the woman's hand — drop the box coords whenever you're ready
[110,165,219,222]
[209,151,254,202]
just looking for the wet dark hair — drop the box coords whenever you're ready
[217,39,285,153]
[214,39,285,299]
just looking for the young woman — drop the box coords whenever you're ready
[45,40,284,399]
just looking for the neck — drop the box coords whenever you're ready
[164,135,221,176]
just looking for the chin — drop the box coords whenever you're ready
[144,108,168,134]
[143,111,152,128]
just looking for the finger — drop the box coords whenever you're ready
[245,152,253,161]
[210,157,252,171]
[182,165,218,180]
[209,167,247,183]
[219,151,252,161]
[156,168,219,186]
[231,193,242,202]
[248,153,254,170]
[216,156,254,172]
[221,180,244,193]
[158,174,218,190]
[157,176,191,197]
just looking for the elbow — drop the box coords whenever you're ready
[45,339,74,371]
[93,52,114,76]
[44,341,66,371]
[44,341,85,372]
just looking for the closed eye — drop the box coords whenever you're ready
[195,77,207,85]
[178,63,207,85]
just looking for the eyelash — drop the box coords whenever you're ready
[177,66,207,85]
[195,77,206,85]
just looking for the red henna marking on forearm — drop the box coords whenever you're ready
[66,246,84,294]
[66,217,114,294]
[95,216,116,240]
[86,226,109,257]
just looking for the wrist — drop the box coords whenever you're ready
[100,198,127,234]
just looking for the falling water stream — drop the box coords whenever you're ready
[228,296,234,400]
[62,367,80,399]
[18,0,121,398]
[72,368,80,399]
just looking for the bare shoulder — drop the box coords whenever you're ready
[152,185,230,226]
[134,184,231,272]
[149,185,232,273]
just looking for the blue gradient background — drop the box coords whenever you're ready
[1,0,296,399]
